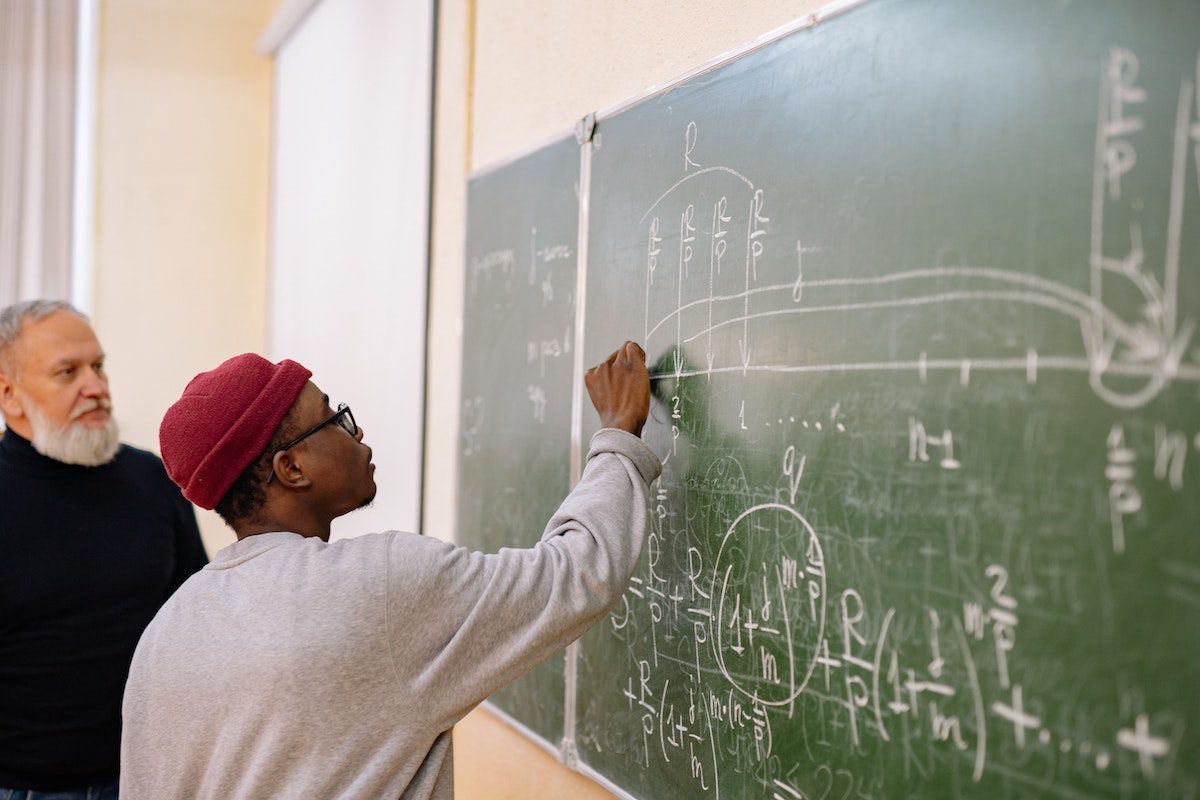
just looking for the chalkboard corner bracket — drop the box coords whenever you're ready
[574,113,596,145]
[558,736,581,769]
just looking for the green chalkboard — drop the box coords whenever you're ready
[460,1,1200,798]
[457,135,580,745]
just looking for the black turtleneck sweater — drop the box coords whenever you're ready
[0,428,207,791]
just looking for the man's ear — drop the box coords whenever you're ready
[271,448,312,489]
[0,370,24,420]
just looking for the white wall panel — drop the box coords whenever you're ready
[270,0,432,539]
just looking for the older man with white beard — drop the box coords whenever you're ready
[0,300,207,800]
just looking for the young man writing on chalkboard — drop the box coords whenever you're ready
[118,342,659,799]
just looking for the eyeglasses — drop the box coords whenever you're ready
[265,403,358,484]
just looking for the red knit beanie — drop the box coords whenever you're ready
[159,353,312,510]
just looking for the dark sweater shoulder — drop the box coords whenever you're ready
[111,444,184,496]
[114,442,167,475]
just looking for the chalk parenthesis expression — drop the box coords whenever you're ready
[709,503,827,707]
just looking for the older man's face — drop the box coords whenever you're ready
[0,311,117,463]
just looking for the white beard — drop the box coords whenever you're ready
[25,400,121,466]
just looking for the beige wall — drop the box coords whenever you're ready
[454,707,615,799]
[427,1,828,796]
[93,0,275,555]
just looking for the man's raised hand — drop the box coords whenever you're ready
[585,341,650,437]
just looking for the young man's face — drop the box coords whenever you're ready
[0,311,119,464]
[288,381,377,516]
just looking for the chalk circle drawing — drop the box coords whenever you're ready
[710,502,827,707]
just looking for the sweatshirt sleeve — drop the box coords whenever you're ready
[385,428,661,733]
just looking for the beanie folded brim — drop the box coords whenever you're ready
[160,356,312,510]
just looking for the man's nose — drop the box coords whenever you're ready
[354,424,365,442]
[81,368,109,397]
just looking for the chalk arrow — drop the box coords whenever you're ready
[706,349,715,375]
[1082,319,1119,375]
[1123,323,1166,363]
[792,240,804,303]
[739,338,752,375]
[673,347,684,378]
[1162,320,1196,378]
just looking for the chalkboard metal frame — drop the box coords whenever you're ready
[590,0,868,126]
[467,124,578,182]
[464,0,868,185]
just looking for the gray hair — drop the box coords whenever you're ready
[0,300,87,373]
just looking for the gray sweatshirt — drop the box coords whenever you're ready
[119,428,660,799]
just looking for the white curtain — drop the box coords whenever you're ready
[0,0,77,308]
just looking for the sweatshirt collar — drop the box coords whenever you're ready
[209,530,310,569]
